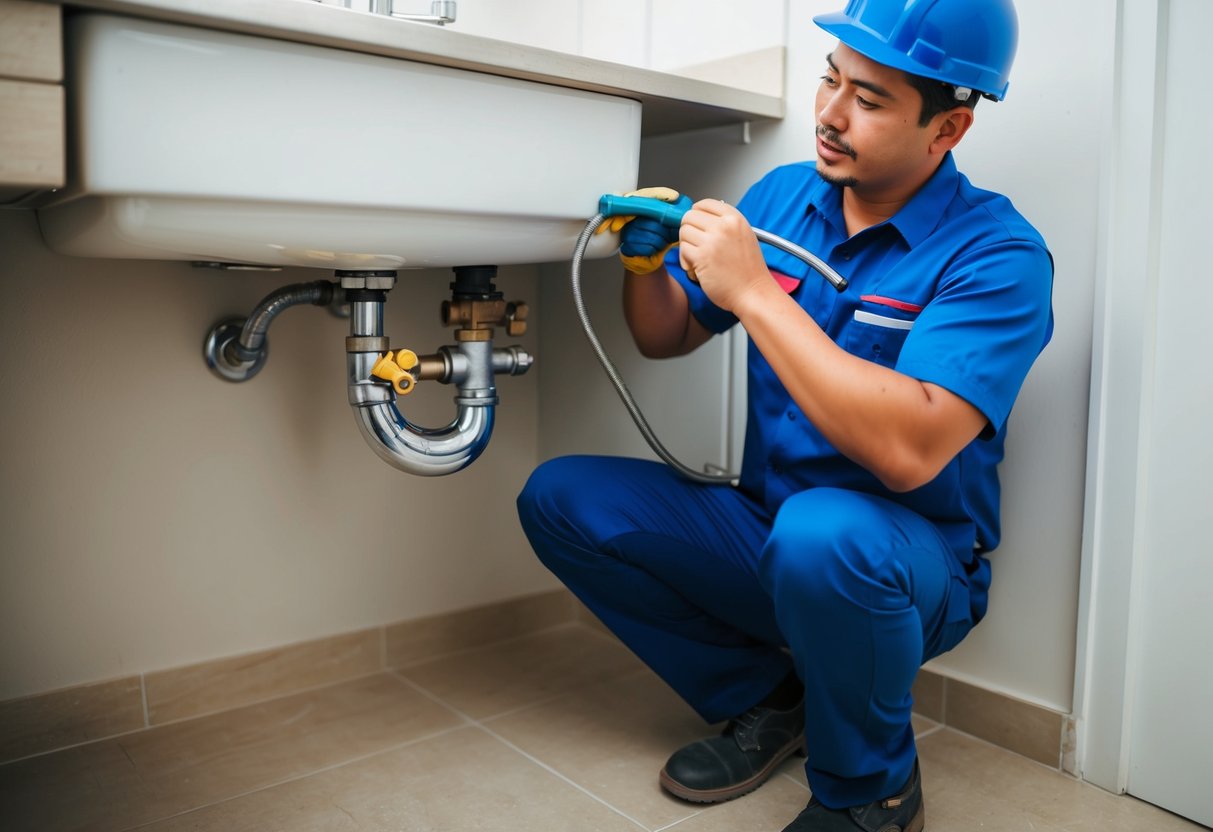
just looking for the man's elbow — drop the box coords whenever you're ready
[873,451,947,494]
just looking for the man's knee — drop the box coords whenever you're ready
[517,456,592,547]
[759,489,912,608]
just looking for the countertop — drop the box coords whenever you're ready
[43,0,785,136]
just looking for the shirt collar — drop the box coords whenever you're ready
[888,151,960,247]
[805,152,960,248]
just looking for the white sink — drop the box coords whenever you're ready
[37,13,640,270]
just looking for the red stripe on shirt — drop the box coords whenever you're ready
[771,270,801,293]
[860,294,924,313]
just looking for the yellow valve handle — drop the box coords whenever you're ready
[393,349,419,371]
[371,351,417,395]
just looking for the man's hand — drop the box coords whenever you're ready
[678,199,772,313]
[599,187,691,275]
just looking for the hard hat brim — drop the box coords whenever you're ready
[813,11,1010,101]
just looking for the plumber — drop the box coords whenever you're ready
[518,0,1053,829]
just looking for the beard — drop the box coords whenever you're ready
[816,165,859,189]
[815,126,858,188]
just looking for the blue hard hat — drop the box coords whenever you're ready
[814,0,1018,101]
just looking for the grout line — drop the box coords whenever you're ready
[378,624,387,672]
[652,811,706,832]
[475,723,652,832]
[914,723,947,741]
[2,670,400,767]
[779,770,811,793]
[118,723,472,831]
[389,621,602,672]
[390,671,652,831]
[139,670,391,730]
[139,672,150,728]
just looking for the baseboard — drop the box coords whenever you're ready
[0,589,575,764]
[1,590,1066,772]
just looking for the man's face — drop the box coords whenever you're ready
[814,44,937,199]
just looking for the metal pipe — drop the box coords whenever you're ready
[204,280,335,383]
[229,281,334,363]
[346,298,496,476]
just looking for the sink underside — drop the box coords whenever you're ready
[38,13,641,270]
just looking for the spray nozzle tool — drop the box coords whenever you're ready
[597,194,692,229]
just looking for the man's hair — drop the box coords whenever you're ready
[905,72,980,126]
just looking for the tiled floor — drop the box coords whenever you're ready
[0,624,1205,831]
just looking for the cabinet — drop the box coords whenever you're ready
[0,0,64,202]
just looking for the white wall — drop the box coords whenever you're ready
[0,210,554,700]
[440,0,787,95]
[539,0,1103,713]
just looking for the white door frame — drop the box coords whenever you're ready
[1071,0,1170,794]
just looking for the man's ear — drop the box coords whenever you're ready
[930,108,975,154]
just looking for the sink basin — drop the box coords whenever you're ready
[37,13,640,270]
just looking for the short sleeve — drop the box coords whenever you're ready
[895,239,1054,434]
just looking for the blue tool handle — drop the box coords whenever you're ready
[598,194,689,228]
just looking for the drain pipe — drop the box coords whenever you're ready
[343,267,532,476]
[204,280,337,381]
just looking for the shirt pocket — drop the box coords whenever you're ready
[843,308,917,368]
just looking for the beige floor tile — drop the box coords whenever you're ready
[139,725,644,832]
[396,624,647,720]
[0,674,462,832]
[486,668,744,830]
[917,728,1206,832]
[654,775,811,832]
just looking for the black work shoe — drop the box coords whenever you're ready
[781,759,925,832]
[659,698,805,803]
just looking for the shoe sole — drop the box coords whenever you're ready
[658,738,805,804]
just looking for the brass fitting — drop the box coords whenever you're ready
[441,298,529,339]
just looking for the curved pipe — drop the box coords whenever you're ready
[204,280,336,382]
[228,280,334,364]
[351,398,494,476]
[346,298,496,476]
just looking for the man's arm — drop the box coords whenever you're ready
[679,199,987,492]
[622,266,715,359]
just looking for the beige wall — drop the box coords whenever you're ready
[0,209,556,700]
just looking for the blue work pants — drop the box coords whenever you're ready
[516,455,987,809]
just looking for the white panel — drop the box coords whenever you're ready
[449,0,581,52]
[650,0,785,72]
[581,0,649,67]
[1125,0,1213,824]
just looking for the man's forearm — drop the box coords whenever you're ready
[622,268,712,358]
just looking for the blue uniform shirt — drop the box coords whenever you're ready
[667,152,1054,561]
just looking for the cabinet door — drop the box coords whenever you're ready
[1124,0,1213,826]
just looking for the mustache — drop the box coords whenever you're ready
[816,126,857,159]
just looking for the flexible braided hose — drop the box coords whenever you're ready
[570,214,848,485]
[570,214,735,484]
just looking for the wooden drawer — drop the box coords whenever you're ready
[0,78,64,194]
[0,0,61,82]
[0,0,63,199]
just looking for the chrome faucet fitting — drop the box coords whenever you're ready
[369,0,457,25]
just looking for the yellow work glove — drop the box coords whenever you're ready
[598,186,688,275]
